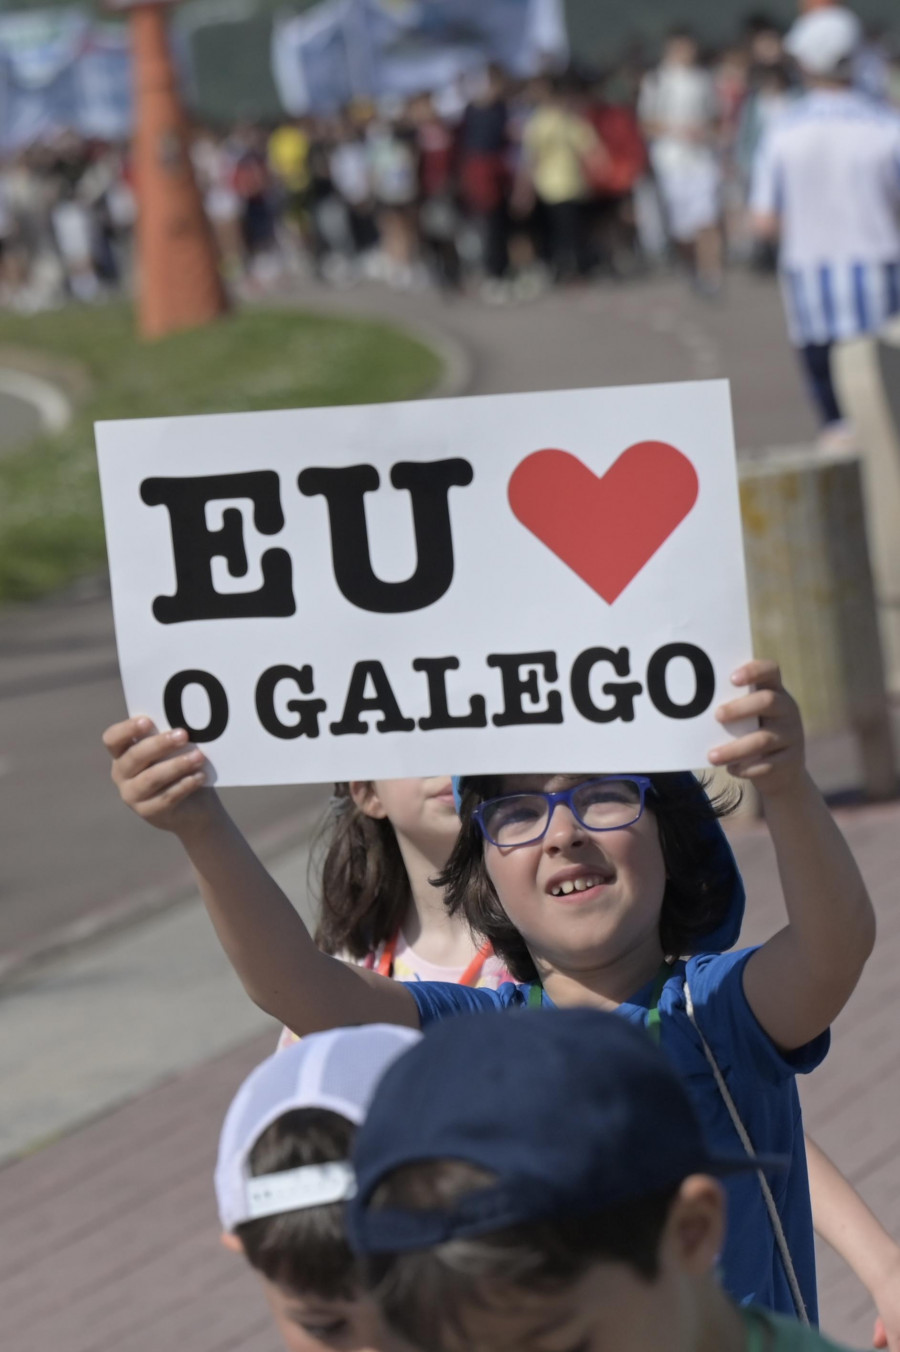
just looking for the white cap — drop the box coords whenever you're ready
[215,1024,421,1232]
[784,7,862,75]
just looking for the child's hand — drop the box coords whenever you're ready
[708,659,806,797]
[103,716,217,837]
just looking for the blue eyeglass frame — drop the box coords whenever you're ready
[472,775,654,849]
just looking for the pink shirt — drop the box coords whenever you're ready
[277,934,512,1050]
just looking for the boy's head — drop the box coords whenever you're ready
[215,1024,420,1352]
[348,1010,776,1352]
[441,773,743,982]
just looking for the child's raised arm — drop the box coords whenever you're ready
[102,717,419,1035]
[708,660,876,1052]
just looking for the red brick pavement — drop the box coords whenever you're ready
[4,801,900,1352]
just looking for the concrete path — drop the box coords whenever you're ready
[0,836,317,1163]
[0,580,325,961]
[277,269,819,451]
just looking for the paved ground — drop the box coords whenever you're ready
[280,269,819,450]
[1,271,896,1352]
[0,834,318,1164]
[0,577,325,960]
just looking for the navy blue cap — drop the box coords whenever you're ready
[451,772,744,954]
[347,1009,782,1254]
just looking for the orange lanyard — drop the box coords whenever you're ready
[376,930,494,986]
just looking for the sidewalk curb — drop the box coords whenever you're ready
[0,368,71,436]
[0,344,90,450]
[405,314,474,400]
[0,800,325,991]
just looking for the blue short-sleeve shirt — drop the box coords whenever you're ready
[405,946,829,1323]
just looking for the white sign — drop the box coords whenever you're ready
[96,381,753,786]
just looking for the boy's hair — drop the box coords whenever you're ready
[314,784,411,960]
[437,774,741,982]
[236,1108,357,1299]
[363,1159,678,1352]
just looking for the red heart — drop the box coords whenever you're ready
[508,443,699,604]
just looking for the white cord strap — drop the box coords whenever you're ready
[683,980,809,1326]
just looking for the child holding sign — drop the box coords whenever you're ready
[104,659,885,1328]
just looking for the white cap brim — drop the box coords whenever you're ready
[215,1024,421,1232]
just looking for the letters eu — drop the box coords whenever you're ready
[141,459,474,623]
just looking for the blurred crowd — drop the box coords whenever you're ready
[0,136,135,312]
[1,13,898,312]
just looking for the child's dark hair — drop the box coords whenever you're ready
[364,1160,678,1352]
[313,784,411,960]
[235,1108,357,1299]
[437,774,741,983]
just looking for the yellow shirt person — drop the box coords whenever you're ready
[522,106,601,205]
[268,123,310,194]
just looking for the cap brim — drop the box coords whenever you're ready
[348,1151,790,1254]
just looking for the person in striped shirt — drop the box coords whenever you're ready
[751,6,900,444]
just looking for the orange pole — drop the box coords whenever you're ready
[130,1,227,338]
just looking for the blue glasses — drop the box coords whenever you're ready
[473,776,652,849]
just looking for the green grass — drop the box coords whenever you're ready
[0,303,441,603]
